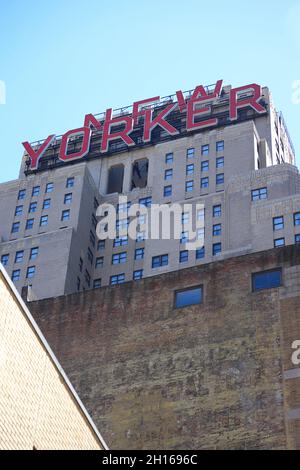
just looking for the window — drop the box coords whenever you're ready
[197,209,205,222]
[15,205,23,216]
[180,231,189,244]
[180,250,189,263]
[296,234,300,244]
[187,148,195,159]
[274,238,285,248]
[216,140,224,152]
[136,231,146,242]
[46,182,54,193]
[196,247,205,260]
[26,219,34,230]
[152,254,168,268]
[112,252,127,265]
[186,164,194,176]
[201,161,209,172]
[32,186,40,197]
[1,254,9,266]
[135,248,145,260]
[110,274,125,285]
[139,197,152,208]
[11,222,20,233]
[85,270,91,287]
[30,247,39,260]
[61,210,70,221]
[117,202,131,214]
[175,286,203,309]
[40,215,48,227]
[251,188,267,201]
[66,177,75,188]
[93,279,102,289]
[95,257,104,268]
[201,177,209,189]
[43,199,51,210]
[18,189,26,200]
[213,205,222,218]
[116,218,129,232]
[131,159,148,189]
[114,236,128,247]
[201,145,209,156]
[216,173,224,185]
[185,180,194,192]
[165,153,173,164]
[216,157,224,168]
[213,224,222,236]
[64,193,72,204]
[273,216,284,231]
[133,270,143,281]
[29,202,37,213]
[182,213,189,225]
[15,251,24,263]
[252,269,282,292]
[294,213,300,226]
[164,185,172,197]
[197,228,205,240]
[98,240,105,250]
[87,248,93,265]
[12,270,21,282]
[165,169,173,180]
[90,231,96,247]
[26,266,36,279]
[213,243,222,256]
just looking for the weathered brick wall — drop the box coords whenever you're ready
[0,268,104,450]
[29,246,300,449]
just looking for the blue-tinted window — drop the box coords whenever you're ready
[29,202,37,213]
[216,157,224,168]
[15,251,24,263]
[66,177,75,188]
[186,164,194,176]
[26,266,36,279]
[110,274,125,285]
[201,161,209,172]
[117,202,131,214]
[165,153,173,164]
[114,236,128,247]
[164,185,172,197]
[216,173,224,185]
[15,205,23,216]
[18,189,26,200]
[252,269,282,292]
[274,238,285,248]
[26,219,34,230]
[201,145,209,156]
[32,186,40,197]
[133,270,143,281]
[30,247,39,260]
[64,193,72,204]
[213,243,222,256]
[135,248,144,260]
[201,177,209,189]
[95,257,104,268]
[98,240,105,250]
[294,213,300,226]
[251,188,267,201]
[152,254,168,268]
[216,141,224,152]
[40,215,48,226]
[175,286,203,309]
[213,205,222,218]
[93,279,101,289]
[296,234,300,244]
[12,270,21,282]
[61,210,70,221]
[46,182,54,193]
[213,224,222,236]
[186,180,194,192]
[139,197,152,208]
[112,252,127,265]
[196,247,205,260]
[43,199,51,210]
[1,254,9,266]
[180,232,189,244]
[180,250,189,263]
[165,169,173,181]
[187,148,195,159]
[11,222,20,233]
[273,216,284,231]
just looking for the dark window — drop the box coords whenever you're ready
[152,254,169,269]
[110,274,125,285]
[216,173,224,185]
[114,235,128,247]
[107,165,124,194]
[187,148,195,159]
[12,270,21,282]
[135,248,144,260]
[296,234,300,244]
[273,216,284,231]
[15,205,23,216]
[294,213,300,226]
[112,252,127,265]
[66,177,75,188]
[201,145,209,156]
[11,222,20,233]
[252,269,282,292]
[164,185,172,197]
[186,164,194,176]
[251,188,267,201]
[213,205,222,218]
[32,186,40,197]
[93,279,102,289]
[29,202,37,213]
[196,247,205,260]
[216,140,224,152]
[216,157,224,168]
[213,243,222,256]
[26,266,36,279]
[26,219,34,230]
[131,159,148,190]
[201,177,209,189]
[165,169,173,180]
[18,189,26,200]
[165,153,173,164]
[95,257,104,268]
[98,240,105,250]
[40,215,48,226]
[201,161,209,172]
[1,254,9,266]
[30,247,39,260]
[213,224,222,236]
[180,250,189,263]
[175,286,203,309]
[61,210,70,221]
[133,270,143,281]
[274,238,285,248]
[46,182,54,193]
[15,251,24,263]
[64,193,72,204]
[43,199,51,210]
[186,180,194,192]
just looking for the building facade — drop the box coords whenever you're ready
[0,82,298,300]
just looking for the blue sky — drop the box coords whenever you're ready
[0,0,299,183]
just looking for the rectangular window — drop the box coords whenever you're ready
[29,202,37,213]
[213,243,222,256]
[164,185,172,197]
[12,270,21,282]
[175,286,203,309]
[294,213,300,226]
[180,231,189,244]
[213,205,222,218]
[11,222,20,233]
[64,193,72,204]
[213,224,222,236]
[296,234,300,244]
[93,279,102,289]
[15,205,23,216]
[46,182,54,193]
[197,209,205,222]
[216,157,224,168]
[197,228,205,240]
[26,266,36,279]
[133,270,143,281]
[40,215,48,227]
[61,210,70,221]
[136,231,146,242]
[165,153,173,164]
[252,269,282,292]
[95,257,104,268]
[182,213,189,225]
[196,247,205,260]
[201,161,209,172]
[117,202,131,214]
[26,219,34,230]
[216,173,224,185]
[186,164,194,176]
[15,251,24,263]
[139,197,152,208]
[116,218,129,232]
[165,169,173,181]
[32,186,40,197]
[201,177,209,189]
[201,145,209,156]
[131,159,148,190]
[18,189,26,200]
[1,254,9,266]
[274,238,285,248]
[216,140,224,152]
[30,247,39,260]
[112,252,127,265]
[273,216,284,231]
[66,177,75,188]
[251,187,267,201]
[152,254,169,269]
[98,240,105,250]
[187,148,195,159]
[110,274,125,285]
[43,199,51,210]
[185,180,194,192]
[180,250,189,263]
[114,235,128,247]
[135,248,145,260]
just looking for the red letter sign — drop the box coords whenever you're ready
[84,113,102,130]
[59,127,92,162]
[101,109,135,153]
[229,84,266,121]
[132,96,159,125]
[186,80,223,131]
[22,135,56,170]
[143,103,179,143]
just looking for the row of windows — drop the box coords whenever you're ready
[15,193,73,217]
[272,213,300,231]
[274,235,300,247]
[1,247,39,266]
[163,174,224,197]
[165,141,224,164]
[164,158,224,182]
[11,266,36,281]
[11,210,71,233]
[18,178,75,201]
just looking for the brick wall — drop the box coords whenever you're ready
[29,246,300,449]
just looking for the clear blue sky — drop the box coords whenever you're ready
[0,0,299,183]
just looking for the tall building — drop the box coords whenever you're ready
[0,81,298,300]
